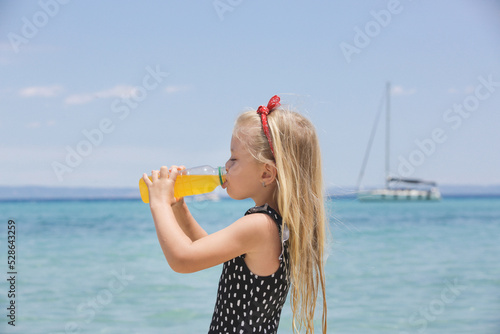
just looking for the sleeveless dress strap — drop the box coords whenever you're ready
[245,203,289,260]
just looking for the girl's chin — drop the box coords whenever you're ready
[225,188,246,201]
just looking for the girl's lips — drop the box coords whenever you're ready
[222,181,228,189]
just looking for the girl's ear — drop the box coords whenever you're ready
[261,163,277,186]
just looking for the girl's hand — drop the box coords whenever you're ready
[171,165,187,209]
[142,165,184,207]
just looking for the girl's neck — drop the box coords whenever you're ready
[252,185,279,215]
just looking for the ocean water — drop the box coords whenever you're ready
[0,197,499,333]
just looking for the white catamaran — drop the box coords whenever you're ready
[357,82,441,202]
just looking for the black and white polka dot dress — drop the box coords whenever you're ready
[208,204,290,334]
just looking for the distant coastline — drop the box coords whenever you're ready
[1,185,500,201]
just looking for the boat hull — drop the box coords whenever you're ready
[358,188,441,201]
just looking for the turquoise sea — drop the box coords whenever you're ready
[0,196,499,333]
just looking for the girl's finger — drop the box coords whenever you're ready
[169,165,180,181]
[160,166,169,179]
[151,169,160,181]
[142,173,152,185]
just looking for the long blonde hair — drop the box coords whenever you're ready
[234,106,328,334]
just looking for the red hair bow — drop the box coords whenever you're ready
[256,95,281,157]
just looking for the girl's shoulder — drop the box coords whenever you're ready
[244,204,285,238]
[245,204,281,222]
[229,205,282,245]
[234,208,278,233]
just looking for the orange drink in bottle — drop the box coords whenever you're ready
[139,166,226,203]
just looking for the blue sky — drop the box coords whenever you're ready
[1,0,499,189]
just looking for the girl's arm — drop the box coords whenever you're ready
[143,166,276,274]
[171,198,208,241]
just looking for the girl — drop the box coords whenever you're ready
[143,95,327,333]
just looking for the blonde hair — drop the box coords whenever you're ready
[234,106,328,334]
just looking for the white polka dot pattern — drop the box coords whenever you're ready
[208,204,290,334]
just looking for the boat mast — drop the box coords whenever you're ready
[355,90,386,191]
[385,81,391,189]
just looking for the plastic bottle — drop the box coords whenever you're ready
[139,165,226,203]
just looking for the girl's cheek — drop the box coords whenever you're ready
[230,163,241,176]
[226,161,237,174]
